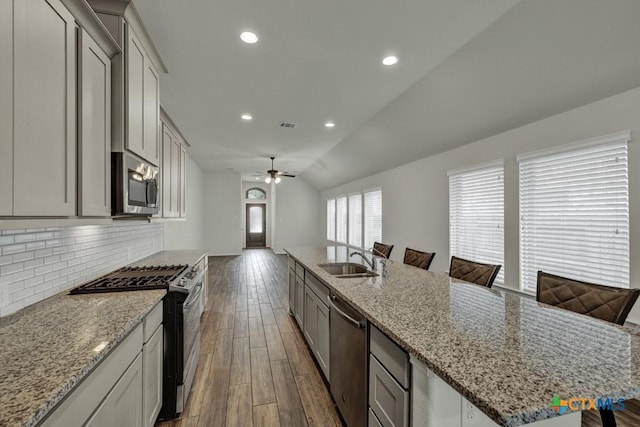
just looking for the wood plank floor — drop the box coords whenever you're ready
[157,249,640,427]
[157,249,341,427]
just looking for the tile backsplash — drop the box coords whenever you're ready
[0,222,163,316]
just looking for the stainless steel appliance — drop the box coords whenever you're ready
[70,262,205,419]
[112,152,159,216]
[328,294,368,427]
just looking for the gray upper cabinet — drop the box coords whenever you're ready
[78,28,111,217]
[13,0,77,216]
[161,124,180,218]
[126,28,145,159]
[180,145,186,218]
[1,0,119,219]
[142,57,160,165]
[89,0,167,167]
[0,0,12,216]
[159,107,188,219]
[126,27,160,165]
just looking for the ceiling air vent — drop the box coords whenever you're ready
[279,122,297,129]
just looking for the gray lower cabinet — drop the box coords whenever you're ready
[42,302,163,427]
[369,325,410,427]
[142,324,163,427]
[294,274,304,328]
[303,272,330,381]
[288,266,296,315]
[86,353,144,427]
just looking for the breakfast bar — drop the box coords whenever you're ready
[285,246,640,427]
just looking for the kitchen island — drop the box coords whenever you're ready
[285,246,640,427]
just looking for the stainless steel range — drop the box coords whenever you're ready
[70,262,205,419]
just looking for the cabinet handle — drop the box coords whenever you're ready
[327,295,365,329]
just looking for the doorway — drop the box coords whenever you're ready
[246,204,267,247]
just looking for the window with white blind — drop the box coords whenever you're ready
[326,199,335,241]
[348,194,363,248]
[449,161,504,286]
[364,190,382,250]
[336,196,347,243]
[518,131,630,293]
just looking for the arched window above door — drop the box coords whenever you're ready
[246,188,267,199]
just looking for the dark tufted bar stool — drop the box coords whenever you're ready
[537,271,640,427]
[403,248,436,270]
[448,256,501,288]
[373,242,394,259]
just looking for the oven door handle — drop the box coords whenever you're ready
[184,283,203,308]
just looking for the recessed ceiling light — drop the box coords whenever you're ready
[241,114,252,121]
[240,31,258,44]
[325,121,335,128]
[382,55,398,66]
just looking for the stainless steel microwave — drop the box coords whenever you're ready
[112,152,159,215]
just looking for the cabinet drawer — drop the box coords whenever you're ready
[369,355,409,427]
[371,325,410,388]
[295,262,304,280]
[305,272,329,302]
[288,256,295,272]
[143,301,163,343]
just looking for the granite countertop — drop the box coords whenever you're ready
[0,249,208,427]
[285,246,640,427]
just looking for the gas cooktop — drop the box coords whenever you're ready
[70,264,188,294]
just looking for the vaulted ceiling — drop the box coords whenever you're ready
[134,0,640,190]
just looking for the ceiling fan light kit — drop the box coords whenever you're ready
[263,157,295,184]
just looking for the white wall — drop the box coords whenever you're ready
[321,85,640,323]
[241,181,270,248]
[203,171,242,255]
[273,177,322,254]
[163,156,206,250]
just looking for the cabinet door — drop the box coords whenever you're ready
[315,295,330,380]
[0,0,12,215]
[13,0,76,216]
[143,60,160,165]
[78,29,111,217]
[86,353,144,427]
[179,145,187,218]
[295,275,304,328]
[143,326,163,427]
[161,126,180,217]
[304,287,318,349]
[126,26,145,158]
[288,268,295,315]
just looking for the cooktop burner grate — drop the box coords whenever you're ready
[70,264,188,294]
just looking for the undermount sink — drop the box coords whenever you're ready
[318,263,378,278]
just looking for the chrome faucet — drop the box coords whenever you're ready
[350,251,376,270]
[370,246,389,278]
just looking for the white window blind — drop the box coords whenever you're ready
[326,199,335,241]
[364,190,382,249]
[349,194,362,247]
[449,162,504,286]
[518,131,630,293]
[336,196,347,243]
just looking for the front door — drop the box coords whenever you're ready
[246,204,266,247]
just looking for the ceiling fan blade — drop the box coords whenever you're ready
[280,174,296,178]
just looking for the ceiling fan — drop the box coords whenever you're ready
[262,157,296,184]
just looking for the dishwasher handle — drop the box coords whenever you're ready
[327,295,365,329]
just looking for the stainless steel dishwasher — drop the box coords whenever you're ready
[328,293,368,427]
